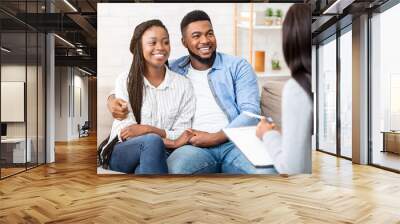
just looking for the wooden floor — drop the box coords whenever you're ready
[372,150,400,171]
[1,167,26,178]
[1,135,400,223]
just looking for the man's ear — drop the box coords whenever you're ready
[181,37,187,48]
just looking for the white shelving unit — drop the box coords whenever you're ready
[234,3,292,76]
[237,23,282,30]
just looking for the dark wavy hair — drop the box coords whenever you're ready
[128,19,169,124]
[282,4,312,98]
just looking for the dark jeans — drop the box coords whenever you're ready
[109,133,168,174]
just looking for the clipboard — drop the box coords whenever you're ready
[223,126,273,167]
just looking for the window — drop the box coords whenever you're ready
[370,2,400,171]
[317,37,337,154]
[0,2,47,179]
[339,29,352,158]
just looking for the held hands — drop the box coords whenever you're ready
[256,118,276,140]
[120,124,150,141]
[164,129,226,148]
[108,96,129,120]
[188,129,224,148]
[163,129,194,149]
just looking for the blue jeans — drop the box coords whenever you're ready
[167,141,277,174]
[109,134,168,174]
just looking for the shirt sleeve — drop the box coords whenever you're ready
[109,73,137,142]
[226,59,261,128]
[165,79,195,140]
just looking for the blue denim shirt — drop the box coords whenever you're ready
[169,52,260,128]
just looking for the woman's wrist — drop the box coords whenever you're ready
[144,125,166,138]
[144,125,153,134]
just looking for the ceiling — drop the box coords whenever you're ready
[309,0,392,44]
[0,0,100,74]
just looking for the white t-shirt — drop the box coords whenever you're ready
[187,65,229,133]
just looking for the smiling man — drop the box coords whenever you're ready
[108,10,276,174]
[164,10,276,174]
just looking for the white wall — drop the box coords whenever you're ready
[97,3,235,143]
[55,67,89,141]
[72,70,89,136]
[1,65,38,138]
[1,64,46,163]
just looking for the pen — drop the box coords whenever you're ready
[243,111,274,123]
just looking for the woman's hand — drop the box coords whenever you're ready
[256,119,276,140]
[107,95,129,121]
[163,129,194,149]
[120,124,150,141]
[176,129,195,147]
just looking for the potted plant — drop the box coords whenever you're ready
[264,8,274,26]
[271,52,281,70]
[275,9,283,25]
[271,59,281,70]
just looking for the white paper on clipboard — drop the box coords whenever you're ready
[223,126,273,167]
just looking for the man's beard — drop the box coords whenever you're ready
[188,48,216,66]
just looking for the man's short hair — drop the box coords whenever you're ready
[180,10,212,35]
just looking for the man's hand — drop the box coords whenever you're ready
[107,95,129,120]
[163,129,194,149]
[189,129,227,148]
[256,119,276,139]
[120,124,150,141]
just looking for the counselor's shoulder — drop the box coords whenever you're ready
[283,78,313,112]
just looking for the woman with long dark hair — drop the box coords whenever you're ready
[256,4,313,175]
[106,19,195,174]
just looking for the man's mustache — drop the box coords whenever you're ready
[188,48,216,66]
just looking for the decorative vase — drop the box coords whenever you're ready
[255,51,265,73]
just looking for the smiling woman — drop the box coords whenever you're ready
[98,19,196,174]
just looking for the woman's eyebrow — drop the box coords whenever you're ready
[145,36,169,40]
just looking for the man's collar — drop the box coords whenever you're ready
[178,52,222,70]
[178,56,191,68]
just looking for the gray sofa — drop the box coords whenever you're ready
[260,76,290,130]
